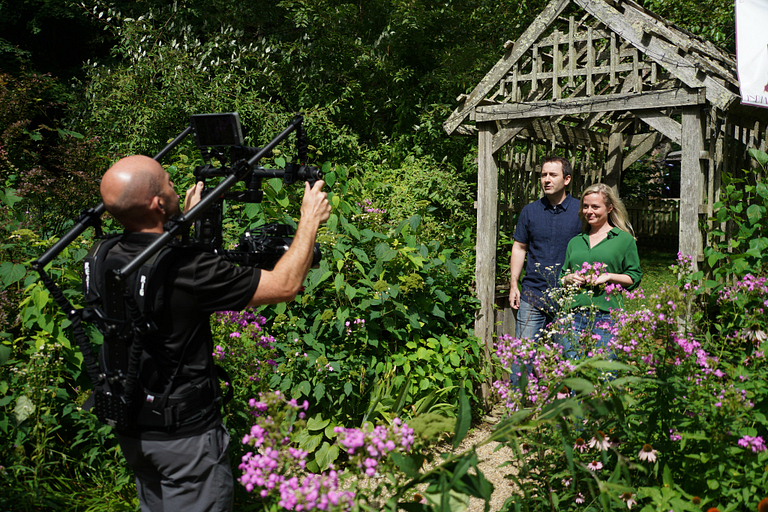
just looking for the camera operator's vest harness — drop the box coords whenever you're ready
[79,235,230,430]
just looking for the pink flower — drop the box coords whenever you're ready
[575,493,585,504]
[737,435,767,452]
[588,431,610,451]
[587,460,603,471]
[574,437,588,453]
[620,492,636,509]
[638,444,657,462]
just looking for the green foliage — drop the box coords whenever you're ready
[0,71,105,237]
[639,0,735,50]
[1,234,136,511]
[261,164,484,428]
[705,149,768,278]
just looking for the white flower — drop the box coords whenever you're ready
[588,431,610,451]
[638,444,657,462]
[620,492,636,509]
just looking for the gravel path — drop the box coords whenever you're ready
[422,408,520,512]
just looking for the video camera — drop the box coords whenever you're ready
[185,112,322,269]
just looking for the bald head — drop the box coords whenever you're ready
[101,155,174,231]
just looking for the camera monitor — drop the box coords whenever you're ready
[190,112,244,147]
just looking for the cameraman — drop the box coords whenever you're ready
[99,154,330,512]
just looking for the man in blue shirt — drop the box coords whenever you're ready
[508,156,582,340]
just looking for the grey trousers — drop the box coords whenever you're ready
[117,424,234,512]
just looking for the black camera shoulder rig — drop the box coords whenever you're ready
[33,114,308,430]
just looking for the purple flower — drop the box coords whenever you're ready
[738,435,767,452]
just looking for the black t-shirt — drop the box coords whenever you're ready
[109,232,261,439]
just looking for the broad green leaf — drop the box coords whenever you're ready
[445,258,459,278]
[345,223,360,240]
[313,382,326,403]
[32,286,49,313]
[298,432,323,453]
[1,188,23,207]
[588,360,632,371]
[746,204,763,225]
[0,262,26,287]
[0,345,10,366]
[452,386,471,449]
[408,214,422,232]
[296,380,311,397]
[390,452,420,478]
[327,213,338,233]
[374,243,398,262]
[334,273,344,292]
[749,147,768,167]
[315,442,339,471]
[310,270,333,288]
[268,177,283,193]
[562,377,595,395]
[14,395,35,423]
[307,413,330,431]
[351,248,370,264]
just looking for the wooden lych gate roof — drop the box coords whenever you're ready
[443,0,768,396]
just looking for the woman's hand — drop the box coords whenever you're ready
[562,273,586,286]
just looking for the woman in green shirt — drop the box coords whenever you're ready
[559,183,642,357]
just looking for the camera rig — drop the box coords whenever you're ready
[32,114,321,428]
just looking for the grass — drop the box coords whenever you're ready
[624,246,678,313]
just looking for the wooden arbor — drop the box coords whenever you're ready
[443,0,768,384]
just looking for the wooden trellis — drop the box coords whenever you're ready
[443,0,768,402]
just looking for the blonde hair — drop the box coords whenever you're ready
[579,183,635,237]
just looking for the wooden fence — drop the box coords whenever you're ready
[625,198,679,248]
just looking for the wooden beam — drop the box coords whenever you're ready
[492,119,531,153]
[573,0,738,110]
[443,0,571,135]
[475,88,705,121]
[634,110,682,144]
[623,132,663,171]
[475,122,499,405]
[514,123,609,148]
[679,106,704,268]
[604,130,623,191]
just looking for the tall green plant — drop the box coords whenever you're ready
[260,163,483,428]
[705,148,768,278]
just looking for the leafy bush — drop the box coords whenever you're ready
[259,164,484,427]
[0,71,105,237]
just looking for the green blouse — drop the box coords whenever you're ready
[559,227,642,312]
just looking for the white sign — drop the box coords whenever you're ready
[736,0,768,108]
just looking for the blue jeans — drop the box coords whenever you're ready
[510,299,554,385]
[559,310,613,360]
[515,298,553,340]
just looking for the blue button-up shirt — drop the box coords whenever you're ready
[513,193,582,310]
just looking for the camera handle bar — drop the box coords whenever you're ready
[31,116,307,420]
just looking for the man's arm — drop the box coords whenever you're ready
[508,241,528,309]
[248,180,331,306]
